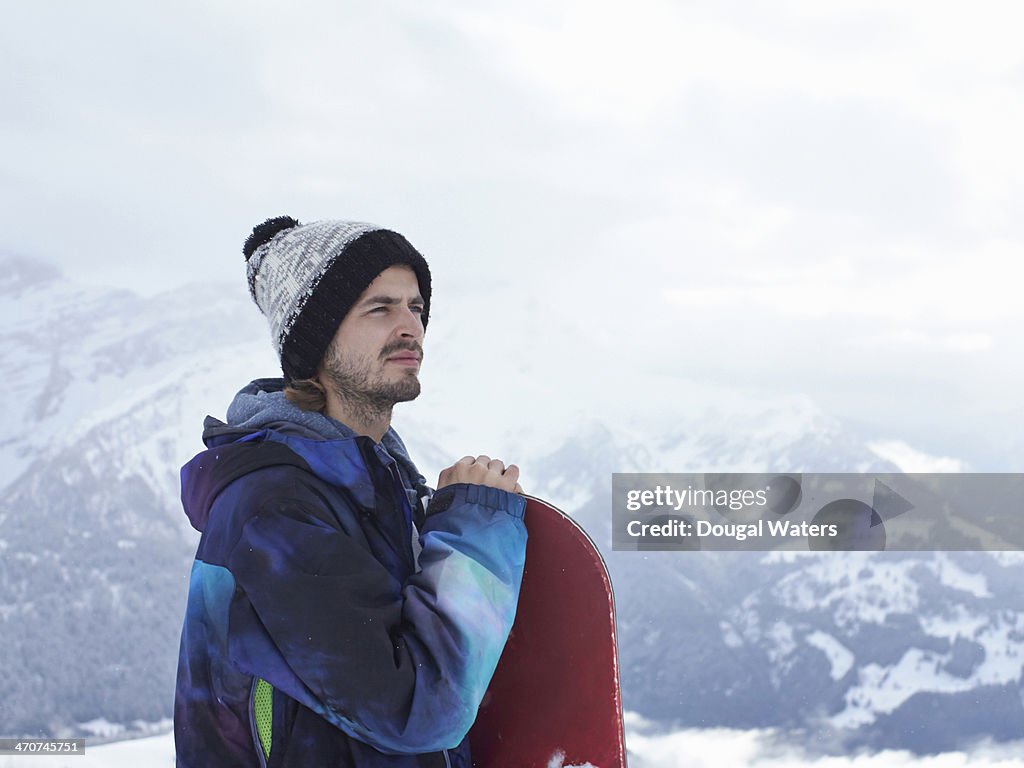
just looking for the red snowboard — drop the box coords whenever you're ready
[470,497,627,767]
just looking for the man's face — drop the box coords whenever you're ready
[318,265,425,409]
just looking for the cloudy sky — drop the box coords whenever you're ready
[4,0,1023,469]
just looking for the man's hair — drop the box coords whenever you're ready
[284,378,328,412]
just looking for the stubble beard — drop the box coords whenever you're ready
[319,341,422,426]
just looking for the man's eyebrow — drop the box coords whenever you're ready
[359,294,425,306]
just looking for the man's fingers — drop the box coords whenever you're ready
[438,454,523,493]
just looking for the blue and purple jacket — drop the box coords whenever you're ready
[174,381,527,767]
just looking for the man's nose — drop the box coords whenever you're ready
[396,308,424,339]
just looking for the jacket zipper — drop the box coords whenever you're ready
[384,463,417,575]
[248,677,269,768]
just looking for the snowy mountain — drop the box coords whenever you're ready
[0,256,277,736]
[2,255,1021,754]
[527,436,1024,754]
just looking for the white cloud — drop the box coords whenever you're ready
[624,712,1024,767]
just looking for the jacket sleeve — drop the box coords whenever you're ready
[219,473,527,755]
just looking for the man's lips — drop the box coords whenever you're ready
[386,354,421,367]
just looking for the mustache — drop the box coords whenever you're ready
[379,342,423,360]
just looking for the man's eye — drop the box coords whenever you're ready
[410,306,424,315]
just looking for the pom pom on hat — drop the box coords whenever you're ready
[243,216,300,260]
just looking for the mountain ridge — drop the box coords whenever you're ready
[1,260,1019,753]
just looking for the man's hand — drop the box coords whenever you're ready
[437,455,524,495]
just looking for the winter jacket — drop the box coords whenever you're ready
[174,380,528,767]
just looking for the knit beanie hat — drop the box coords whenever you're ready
[243,216,432,382]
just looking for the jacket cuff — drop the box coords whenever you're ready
[426,483,526,519]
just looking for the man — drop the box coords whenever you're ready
[174,216,528,767]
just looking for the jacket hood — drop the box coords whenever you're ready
[180,378,429,533]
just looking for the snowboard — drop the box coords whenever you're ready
[470,496,627,768]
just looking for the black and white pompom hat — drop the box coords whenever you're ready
[243,216,432,382]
